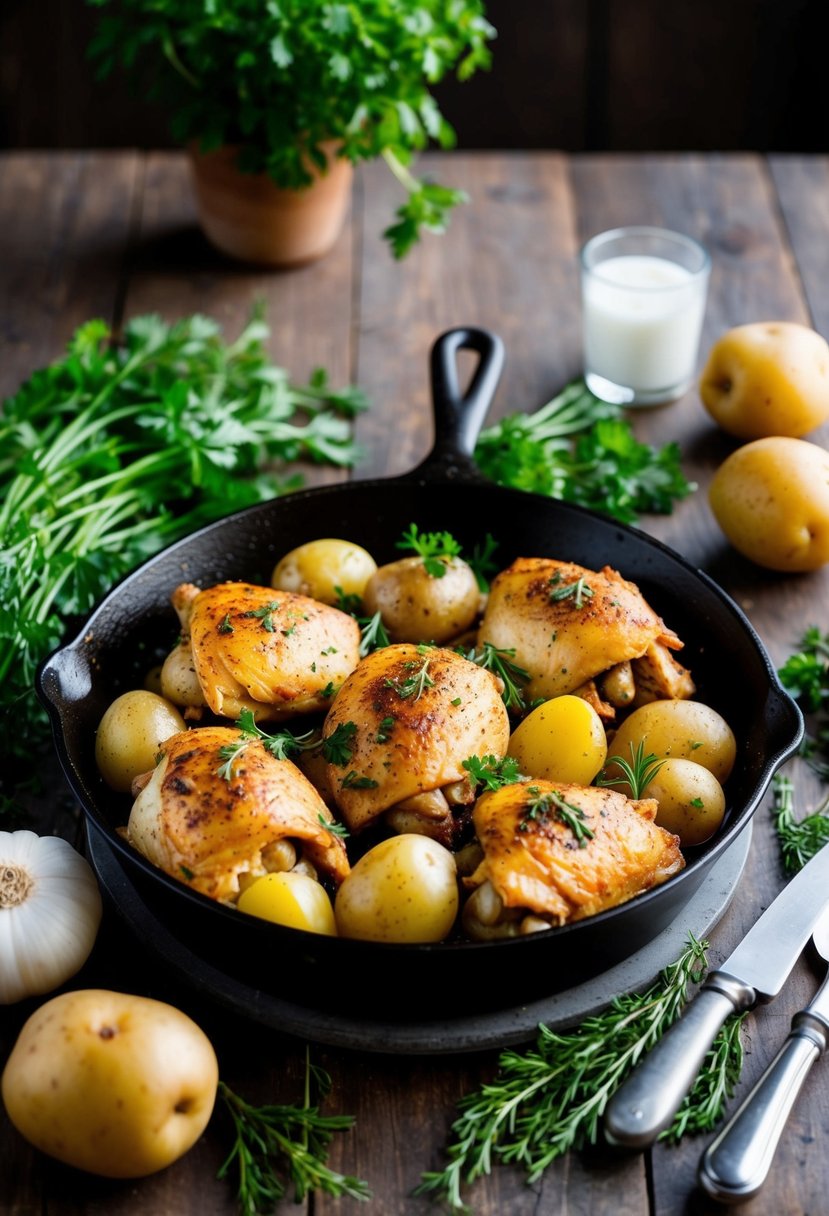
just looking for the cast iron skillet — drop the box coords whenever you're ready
[38,328,803,1020]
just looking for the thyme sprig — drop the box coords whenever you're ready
[217,1055,370,1214]
[416,936,744,1210]
[770,772,829,875]
[597,740,667,800]
[384,656,435,700]
[460,641,530,712]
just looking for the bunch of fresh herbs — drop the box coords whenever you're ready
[88,0,495,258]
[474,379,694,524]
[416,935,744,1210]
[0,310,365,770]
[778,626,829,779]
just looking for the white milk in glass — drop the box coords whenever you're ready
[582,254,707,401]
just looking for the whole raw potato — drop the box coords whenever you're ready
[1,990,219,1178]
[700,321,829,439]
[709,437,829,572]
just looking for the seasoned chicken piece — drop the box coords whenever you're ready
[463,779,683,936]
[128,726,349,903]
[631,641,697,706]
[478,557,692,705]
[322,643,510,841]
[160,582,360,721]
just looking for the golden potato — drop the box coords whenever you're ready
[643,759,726,846]
[95,691,186,792]
[238,872,337,935]
[709,437,829,572]
[334,835,458,942]
[606,699,736,784]
[271,538,377,605]
[362,555,479,644]
[700,322,829,439]
[507,695,607,784]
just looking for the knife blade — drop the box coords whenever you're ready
[698,904,829,1203]
[603,838,829,1150]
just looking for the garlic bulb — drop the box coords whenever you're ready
[0,831,103,1004]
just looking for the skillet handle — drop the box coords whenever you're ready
[413,327,505,482]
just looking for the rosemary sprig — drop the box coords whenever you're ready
[460,641,530,712]
[597,740,667,800]
[770,772,829,874]
[520,788,595,847]
[416,936,744,1210]
[359,610,391,657]
[384,656,435,700]
[660,1013,746,1143]
[217,1054,370,1213]
[548,573,594,609]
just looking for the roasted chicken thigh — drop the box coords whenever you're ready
[160,581,360,721]
[463,779,683,937]
[322,643,510,842]
[478,557,694,710]
[128,726,350,903]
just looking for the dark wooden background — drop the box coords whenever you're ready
[1,0,826,153]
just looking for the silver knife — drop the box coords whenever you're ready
[604,841,829,1149]
[698,904,829,1203]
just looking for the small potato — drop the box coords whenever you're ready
[271,538,377,605]
[644,759,726,846]
[700,322,829,440]
[507,695,607,785]
[709,437,829,572]
[237,872,337,936]
[606,699,736,784]
[334,834,458,943]
[363,556,479,644]
[95,691,186,792]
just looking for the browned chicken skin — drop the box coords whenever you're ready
[464,779,683,934]
[322,643,510,839]
[128,726,350,903]
[160,581,360,721]
[478,557,694,708]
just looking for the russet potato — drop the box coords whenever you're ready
[700,321,829,439]
[1,989,218,1178]
[709,436,829,572]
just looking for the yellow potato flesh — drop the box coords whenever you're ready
[237,871,337,936]
[709,436,829,572]
[1,989,218,1178]
[334,834,458,943]
[700,321,829,439]
[507,695,608,785]
[95,690,186,792]
[271,538,377,605]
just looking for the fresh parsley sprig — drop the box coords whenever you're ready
[395,522,463,578]
[217,708,318,780]
[779,626,829,778]
[462,753,523,792]
[474,379,694,524]
[416,936,744,1209]
[217,1057,370,1213]
[321,721,357,767]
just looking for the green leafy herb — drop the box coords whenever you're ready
[180,864,195,880]
[779,627,829,778]
[395,522,463,578]
[218,613,234,634]
[321,721,357,767]
[217,1057,370,1212]
[334,586,363,616]
[474,378,694,524]
[88,0,495,258]
[771,772,829,874]
[341,771,379,790]
[597,741,667,800]
[319,813,349,841]
[520,789,595,847]
[468,532,499,593]
[320,682,338,699]
[0,310,365,766]
[384,656,435,700]
[462,753,523,792]
[242,601,281,632]
[359,610,391,657]
[217,707,318,780]
[460,641,530,712]
[548,573,594,608]
[375,716,396,744]
[416,936,743,1209]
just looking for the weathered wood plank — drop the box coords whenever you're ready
[769,155,829,339]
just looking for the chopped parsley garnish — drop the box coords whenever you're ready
[462,754,523,792]
[322,721,357,766]
[218,613,234,634]
[690,797,705,808]
[341,771,379,790]
[320,681,338,699]
[375,716,396,743]
[242,601,281,631]
[180,864,195,880]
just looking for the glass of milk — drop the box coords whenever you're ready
[580,226,711,406]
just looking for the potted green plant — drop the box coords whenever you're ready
[88,0,495,266]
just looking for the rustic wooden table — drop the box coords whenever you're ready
[2,150,829,1216]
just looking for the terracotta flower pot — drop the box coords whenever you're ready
[188,143,353,268]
